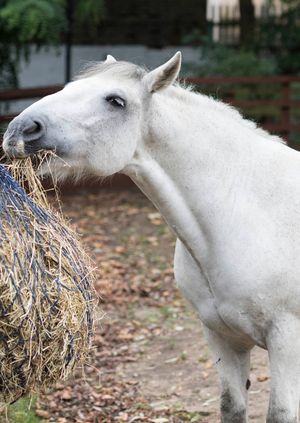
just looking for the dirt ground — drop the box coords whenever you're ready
[35,187,271,422]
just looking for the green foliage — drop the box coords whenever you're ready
[257,1,300,74]
[0,0,105,88]
[74,0,105,27]
[0,0,65,45]
[0,51,18,89]
[6,396,42,423]
[184,38,277,77]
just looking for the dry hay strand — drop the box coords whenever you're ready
[0,152,96,406]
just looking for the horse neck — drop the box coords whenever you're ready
[123,87,274,268]
[126,87,260,208]
[144,86,259,178]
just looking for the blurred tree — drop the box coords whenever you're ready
[257,0,300,74]
[64,0,105,81]
[186,0,300,76]
[184,36,277,76]
[0,0,105,88]
[0,0,65,88]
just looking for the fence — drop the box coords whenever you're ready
[0,86,62,124]
[1,76,300,149]
[188,75,300,150]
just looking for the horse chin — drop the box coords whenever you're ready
[37,155,70,181]
[37,155,89,184]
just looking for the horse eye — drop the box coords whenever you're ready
[105,95,126,108]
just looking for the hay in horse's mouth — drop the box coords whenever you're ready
[5,149,71,187]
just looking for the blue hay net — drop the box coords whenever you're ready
[0,165,94,400]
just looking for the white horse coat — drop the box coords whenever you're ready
[3,52,300,423]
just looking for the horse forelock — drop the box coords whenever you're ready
[75,61,147,81]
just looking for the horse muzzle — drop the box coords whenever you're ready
[3,115,46,158]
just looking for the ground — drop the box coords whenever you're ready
[2,187,271,422]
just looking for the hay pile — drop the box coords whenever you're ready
[0,155,95,406]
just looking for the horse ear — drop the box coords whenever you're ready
[105,55,117,63]
[143,51,182,93]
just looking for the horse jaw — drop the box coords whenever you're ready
[37,155,87,183]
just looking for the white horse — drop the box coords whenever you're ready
[3,53,300,423]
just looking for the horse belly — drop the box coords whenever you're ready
[174,238,300,348]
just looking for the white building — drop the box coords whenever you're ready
[207,0,284,20]
[207,0,285,42]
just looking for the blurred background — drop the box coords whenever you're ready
[1,0,300,149]
[0,2,300,422]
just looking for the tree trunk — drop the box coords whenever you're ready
[239,0,255,47]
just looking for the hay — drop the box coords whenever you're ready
[0,153,95,406]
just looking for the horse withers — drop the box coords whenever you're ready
[4,53,300,423]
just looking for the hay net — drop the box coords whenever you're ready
[0,159,95,405]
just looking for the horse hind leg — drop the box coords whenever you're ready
[204,327,252,423]
[266,314,300,423]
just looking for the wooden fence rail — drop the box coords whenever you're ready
[1,75,300,149]
[0,85,62,123]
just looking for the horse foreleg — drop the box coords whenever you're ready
[174,239,251,422]
[266,314,300,423]
[204,327,251,423]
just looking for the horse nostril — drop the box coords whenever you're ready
[22,119,44,140]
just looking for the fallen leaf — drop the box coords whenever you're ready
[36,409,50,418]
[61,389,72,400]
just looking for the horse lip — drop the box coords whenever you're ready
[24,142,56,157]
[3,130,65,159]
[2,138,27,159]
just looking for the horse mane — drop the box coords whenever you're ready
[75,60,147,81]
[172,84,286,145]
[210,97,286,144]
[76,60,286,145]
